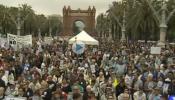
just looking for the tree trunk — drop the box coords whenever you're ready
[29,23,32,34]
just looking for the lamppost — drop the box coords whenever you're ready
[48,17,52,37]
[158,0,168,46]
[146,0,175,47]
[17,9,21,36]
[8,5,27,36]
[38,28,41,40]
[111,0,127,42]
[0,26,2,34]
[102,13,108,38]
[121,1,126,41]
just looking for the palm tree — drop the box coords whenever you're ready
[47,15,63,37]
[107,0,161,41]
[96,13,107,38]
[127,0,160,41]
[20,4,35,35]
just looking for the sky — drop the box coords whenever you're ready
[0,0,118,16]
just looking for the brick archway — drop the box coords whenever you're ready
[62,6,96,36]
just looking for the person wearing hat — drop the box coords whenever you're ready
[162,78,171,95]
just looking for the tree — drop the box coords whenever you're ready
[19,4,35,35]
[102,0,175,41]
[143,0,175,45]
[96,13,110,38]
[47,15,62,36]
[0,4,63,37]
[127,0,159,40]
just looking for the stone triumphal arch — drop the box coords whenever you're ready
[62,6,96,36]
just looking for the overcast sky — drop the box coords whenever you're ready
[0,0,118,16]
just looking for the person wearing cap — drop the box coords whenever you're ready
[162,78,171,95]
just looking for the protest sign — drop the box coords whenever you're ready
[151,47,161,54]
[7,34,17,50]
[7,34,32,49]
[44,37,53,44]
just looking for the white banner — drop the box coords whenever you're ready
[44,37,53,44]
[7,34,17,50]
[0,37,8,48]
[5,97,26,100]
[151,47,161,54]
[17,35,32,46]
[7,34,32,49]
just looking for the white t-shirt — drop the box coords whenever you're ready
[90,64,96,74]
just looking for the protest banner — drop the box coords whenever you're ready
[7,34,17,50]
[7,34,32,49]
[0,37,7,48]
[5,97,26,100]
[151,47,161,54]
[17,35,32,46]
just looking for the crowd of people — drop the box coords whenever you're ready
[0,38,175,100]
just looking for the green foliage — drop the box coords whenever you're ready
[96,0,175,41]
[0,4,62,36]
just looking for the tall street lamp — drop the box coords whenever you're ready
[158,0,168,46]
[121,2,126,41]
[17,9,21,36]
[146,0,175,46]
